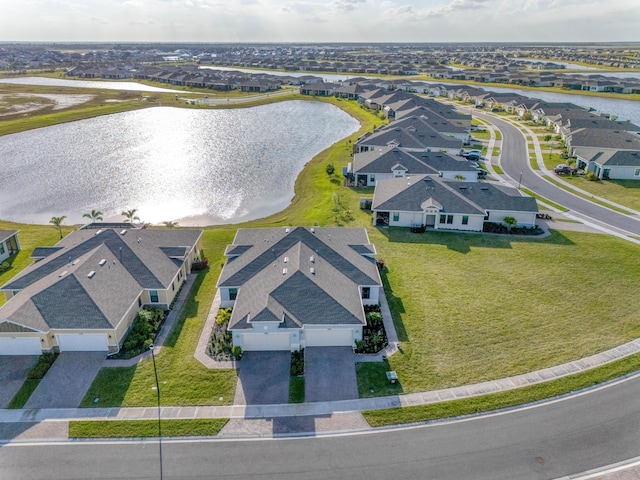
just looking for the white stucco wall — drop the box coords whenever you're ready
[600,165,640,180]
[436,214,484,232]
[486,210,537,227]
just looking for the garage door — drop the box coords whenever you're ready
[56,333,109,352]
[241,333,290,351]
[305,329,354,347]
[0,337,42,355]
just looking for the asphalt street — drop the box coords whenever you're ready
[2,373,640,480]
[477,112,640,236]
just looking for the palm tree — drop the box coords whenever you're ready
[503,216,517,233]
[121,208,140,224]
[454,174,466,181]
[49,216,67,239]
[83,209,103,223]
[162,220,179,228]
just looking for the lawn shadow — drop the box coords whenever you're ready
[377,226,575,253]
[380,268,408,343]
[163,268,206,349]
[606,179,640,190]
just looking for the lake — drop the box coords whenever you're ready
[0,101,359,226]
[0,76,185,93]
[479,86,640,124]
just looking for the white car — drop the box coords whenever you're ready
[462,149,482,158]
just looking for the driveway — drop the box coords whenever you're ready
[234,351,291,405]
[0,356,39,408]
[24,352,106,409]
[305,347,358,402]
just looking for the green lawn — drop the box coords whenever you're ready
[365,228,640,394]
[289,376,305,403]
[560,176,640,212]
[69,419,228,438]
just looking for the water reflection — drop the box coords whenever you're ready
[0,101,359,226]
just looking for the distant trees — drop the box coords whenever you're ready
[49,216,67,239]
[83,209,103,223]
[121,208,140,224]
[162,221,179,228]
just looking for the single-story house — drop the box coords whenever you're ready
[0,225,203,355]
[0,231,20,263]
[371,175,538,230]
[348,146,479,186]
[216,227,382,352]
[575,149,640,180]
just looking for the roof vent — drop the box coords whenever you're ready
[284,256,289,263]
[310,255,315,263]
[87,271,96,279]
[310,267,316,275]
[120,229,127,235]
[59,270,67,277]
[310,228,315,234]
[99,259,107,266]
[94,229,103,235]
[282,268,288,275]
[285,227,290,233]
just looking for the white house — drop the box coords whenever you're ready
[217,227,382,352]
[0,231,20,263]
[371,175,538,231]
[0,225,203,355]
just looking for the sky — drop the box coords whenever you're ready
[1,0,639,43]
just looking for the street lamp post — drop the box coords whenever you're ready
[149,344,163,480]
[518,171,523,189]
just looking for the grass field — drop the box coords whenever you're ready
[560,176,640,212]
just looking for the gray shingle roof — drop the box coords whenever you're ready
[32,275,111,329]
[372,175,537,214]
[31,247,64,259]
[0,230,17,244]
[219,227,381,331]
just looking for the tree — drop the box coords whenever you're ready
[83,209,103,223]
[162,220,179,228]
[121,208,140,224]
[503,216,517,233]
[49,216,67,239]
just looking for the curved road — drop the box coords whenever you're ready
[478,112,640,236]
[3,373,640,480]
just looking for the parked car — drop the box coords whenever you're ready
[462,149,482,158]
[477,169,488,179]
[553,164,572,174]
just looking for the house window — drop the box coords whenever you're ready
[393,212,400,222]
[369,174,375,183]
[172,283,175,291]
[447,215,454,224]
[362,287,370,299]
[150,290,159,303]
[0,243,4,255]
[138,297,142,307]
[229,288,238,301]
[462,215,469,225]
[635,168,640,177]
[439,215,446,224]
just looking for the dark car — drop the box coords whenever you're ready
[553,164,572,174]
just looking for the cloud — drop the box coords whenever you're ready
[332,0,366,12]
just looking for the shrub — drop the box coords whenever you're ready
[231,346,243,359]
[326,163,335,175]
[0,261,10,273]
[216,308,232,326]
[586,172,599,181]
[27,353,58,380]
[118,307,165,358]
[290,349,304,376]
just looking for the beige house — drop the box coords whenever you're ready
[0,225,203,355]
